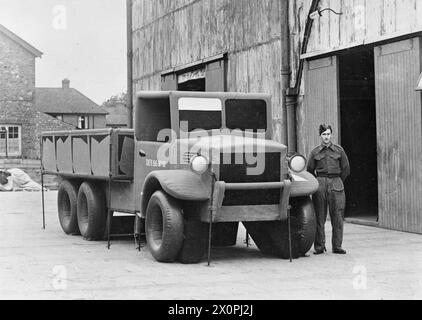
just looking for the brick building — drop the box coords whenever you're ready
[0,24,73,160]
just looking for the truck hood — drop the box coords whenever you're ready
[165,134,287,165]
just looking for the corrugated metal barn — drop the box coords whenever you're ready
[129,0,422,234]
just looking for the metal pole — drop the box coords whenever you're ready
[207,172,217,266]
[5,128,8,159]
[287,205,292,263]
[107,177,112,249]
[286,92,298,154]
[126,0,134,129]
[107,139,113,249]
[41,171,45,229]
[245,231,250,248]
[280,0,291,146]
[40,137,46,229]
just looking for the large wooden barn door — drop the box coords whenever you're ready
[161,73,177,91]
[374,37,422,234]
[302,56,340,157]
[205,59,226,92]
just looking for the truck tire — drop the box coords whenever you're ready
[211,222,239,247]
[146,191,184,262]
[244,220,300,259]
[244,197,316,259]
[242,221,277,255]
[290,197,316,255]
[77,181,106,241]
[177,217,207,264]
[57,180,80,235]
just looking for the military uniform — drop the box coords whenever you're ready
[307,143,350,252]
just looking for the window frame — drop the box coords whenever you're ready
[78,116,88,129]
[0,125,22,157]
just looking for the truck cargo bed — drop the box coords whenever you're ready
[41,129,134,180]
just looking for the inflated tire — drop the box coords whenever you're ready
[289,197,316,255]
[244,221,298,259]
[211,222,239,247]
[146,191,184,262]
[243,197,316,259]
[177,216,207,264]
[57,180,80,235]
[242,221,277,255]
[77,181,106,241]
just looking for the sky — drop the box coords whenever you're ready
[0,0,127,105]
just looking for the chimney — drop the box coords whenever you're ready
[62,79,70,89]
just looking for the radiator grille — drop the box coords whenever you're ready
[219,153,282,206]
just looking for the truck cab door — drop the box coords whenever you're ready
[134,140,169,213]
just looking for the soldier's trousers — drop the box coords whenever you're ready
[312,177,346,251]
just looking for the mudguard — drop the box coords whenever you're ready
[141,170,210,217]
[290,171,319,197]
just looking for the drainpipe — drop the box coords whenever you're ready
[280,0,290,147]
[127,0,134,129]
[286,0,321,154]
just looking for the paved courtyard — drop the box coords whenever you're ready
[0,191,421,300]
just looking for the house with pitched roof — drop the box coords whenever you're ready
[35,79,108,129]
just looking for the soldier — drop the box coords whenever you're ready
[307,124,350,255]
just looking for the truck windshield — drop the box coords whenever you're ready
[225,99,267,131]
[179,97,222,132]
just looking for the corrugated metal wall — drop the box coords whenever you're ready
[301,56,340,157]
[374,37,422,234]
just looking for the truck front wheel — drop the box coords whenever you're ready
[243,197,316,259]
[57,180,80,235]
[77,182,106,241]
[145,191,184,262]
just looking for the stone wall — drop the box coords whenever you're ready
[0,30,74,159]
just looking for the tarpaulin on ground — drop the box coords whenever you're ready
[0,168,43,192]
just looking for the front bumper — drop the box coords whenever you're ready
[199,172,319,223]
[200,180,292,223]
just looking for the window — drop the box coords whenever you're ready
[416,72,422,91]
[0,125,21,157]
[178,68,206,91]
[78,116,87,129]
[135,97,171,142]
[178,98,222,132]
[225,100,267,131]
[161,54,227,92]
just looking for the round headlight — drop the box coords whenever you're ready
[289,155,307,173]
[190,155,209,174]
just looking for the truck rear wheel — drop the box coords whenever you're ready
[57,180,80,235]
[77,181,106,241]
[146,191,184,262]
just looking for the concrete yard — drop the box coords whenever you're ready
[0,191,421,300]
